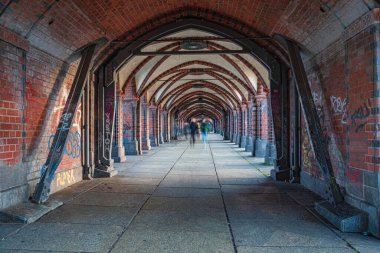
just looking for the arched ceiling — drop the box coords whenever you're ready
[1,0,377,121]
[116,28,265,119]
[0,1,376,60]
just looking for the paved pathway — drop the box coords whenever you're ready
[0,134,379,252]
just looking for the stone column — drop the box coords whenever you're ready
[124,98,139,155]
[112,90,127,162]
[157,108,163,145]
[136,98,143,155]
[235,109,241,144]
[149,105,158,147]
[141,101,151,150]
[230,111,235,143]
[254,87,268,157]
[245,101,254,152]
[163,111,169,142]
[240,104,247,148]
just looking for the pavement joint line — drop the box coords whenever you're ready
[62,180,105,205]
[106,140,190,253]
[209,141,238,253]
[285,192,360,253]
[228,144,270,176]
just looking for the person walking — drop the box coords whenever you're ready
[200,119,211,149]
[183,122,189,140]
[189,118,198,147]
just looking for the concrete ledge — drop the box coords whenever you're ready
[315,200,368,233]
[0,200,63,224]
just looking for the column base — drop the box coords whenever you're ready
[142,139,151,150]
[234,134,240,145]
[240,135,247,148]
[231,134,235,143]
[94,162,118,178]
[245,137,254,152]
[150,137,158,147]
[254,139,267,157]
[112,146,127,162]
[125,140,139,155]
[264,142,276,165]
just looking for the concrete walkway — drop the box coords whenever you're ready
[0,134,379,252]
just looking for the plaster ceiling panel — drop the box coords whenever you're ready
[118,56,147,88]
[144,54,245,86]
[135,55,165,90]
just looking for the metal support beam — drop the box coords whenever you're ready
[32,45,95,204]
[95,80,118,177]
[275,35,343,206]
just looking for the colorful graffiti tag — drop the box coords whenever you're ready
[48,131,81,159]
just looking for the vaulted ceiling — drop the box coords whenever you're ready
[1,0,378,121]
[1,0,377,60]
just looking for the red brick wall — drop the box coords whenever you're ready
[302,22,380,203]
[0,40,24,166]
[0,33,82,200]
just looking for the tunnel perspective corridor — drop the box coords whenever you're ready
[2,134,376,253]
[1,0,380,252]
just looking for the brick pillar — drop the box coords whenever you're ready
[255,86,268,157]
[136,98,142,155]
[163,111,169,142]
[112,91,126,162]
[235,109,241,144]
[240,104,247,148]
[123,98,139,155]
[246,101,254,152]
[157,108,164,144]
[149,105,158,147]
[252,100,258,156]
[141,100,151,151]
[230,110,235,143]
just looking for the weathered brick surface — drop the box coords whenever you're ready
[302,20,380,208]
[0,35,82,206]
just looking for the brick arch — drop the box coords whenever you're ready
[173,96,229,112]
[164,88,238,111]
[152,70,246,105]
[135,60,253,98]
[157,79,241,106]
[94,7,288,71]
[179,105,223,122]
[175,100,225,115]
[126,43,263,96]
[169,93,232,113]
[121,42,181,93]
[181,110,222,123]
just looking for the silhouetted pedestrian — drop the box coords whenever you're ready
[200,119,211,148]
[189,118,198,147]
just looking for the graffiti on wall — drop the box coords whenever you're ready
[123,120,133,141]
[312,91,330,145]
[330,96,348,124]
[350,98,371,133]
[56,169,76,188]
[48,131,81,158]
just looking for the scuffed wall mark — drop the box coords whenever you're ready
[350,98,371,132]
[56,169,75,188]
[330,96,348,124]
[346,168,361,184]
[48,131,81,158]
